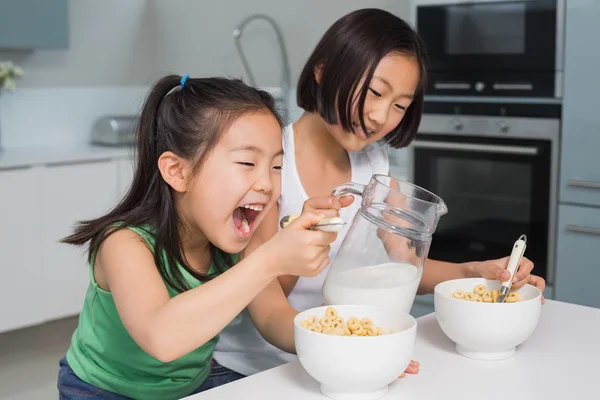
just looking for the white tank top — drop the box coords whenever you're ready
[213,124,389,376]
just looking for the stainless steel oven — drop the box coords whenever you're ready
[408,102,560,284]
[414,0,564,99]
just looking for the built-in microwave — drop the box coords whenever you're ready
[414,0,564,99]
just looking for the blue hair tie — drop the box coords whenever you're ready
[180,74,189,87]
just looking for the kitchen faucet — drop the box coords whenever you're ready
[233,14,291,122]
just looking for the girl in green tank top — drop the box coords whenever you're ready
[57,75,344,400]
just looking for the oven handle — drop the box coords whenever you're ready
[567,179,600,190]
[565,224,600,236]
[412,140,539,156]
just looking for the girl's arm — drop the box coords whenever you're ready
[247,279,298,354]
[98,213,332,363]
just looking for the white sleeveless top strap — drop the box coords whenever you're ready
[213,124,389,376]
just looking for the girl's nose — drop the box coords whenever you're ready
[253,173,273,194]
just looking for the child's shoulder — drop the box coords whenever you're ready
[96,226,156,266]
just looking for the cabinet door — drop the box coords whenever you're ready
[41,159,118,320]
[0,166,45,333]
[0,0,69,49]
[560,1,600,207]
[555,204,600,308]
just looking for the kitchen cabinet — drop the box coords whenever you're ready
[559,0,600,207]
[40,159,119,320]
[0,166,45,333]
[0,0,69,49]
[555,204,600,308]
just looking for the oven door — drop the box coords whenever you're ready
[417,0,557,73]
[412,134,551,281]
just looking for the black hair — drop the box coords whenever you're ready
[62,75,284,293]
[297,8,428,148]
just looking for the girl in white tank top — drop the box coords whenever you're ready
[212,8,544,384]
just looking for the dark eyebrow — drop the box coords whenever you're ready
[372,76,414,100]
[232,145,284,157]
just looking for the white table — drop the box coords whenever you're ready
[187,300,600,399]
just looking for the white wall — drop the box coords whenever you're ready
[153,0,411,87]
[0,0,412,148]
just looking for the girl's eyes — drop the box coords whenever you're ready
[369,87,382,97]
[370,87,408,111]
[236,162,282,171]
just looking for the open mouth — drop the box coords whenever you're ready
[352,122,375,139]
[232,204,264,239]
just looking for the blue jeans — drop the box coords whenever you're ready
[57,357,246,399]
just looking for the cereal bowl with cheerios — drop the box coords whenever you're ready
[293,304,416,400]
[434,277,542,361]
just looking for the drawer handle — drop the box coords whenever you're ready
[565,224,600,236]
[567,179,600,190]
[45,158,113,167]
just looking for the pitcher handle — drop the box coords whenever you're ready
[331,182,365,199]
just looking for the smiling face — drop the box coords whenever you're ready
[175,111,283,254]
[327,52,421,153]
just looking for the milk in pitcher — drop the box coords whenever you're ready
[322,262,421,314]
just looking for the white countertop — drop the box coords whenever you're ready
[188,300,599,400]
[0,144,133,169]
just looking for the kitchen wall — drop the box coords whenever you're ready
[0,0,410,148]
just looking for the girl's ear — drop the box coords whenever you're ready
[313,64,324,84]
[158,151,192,192]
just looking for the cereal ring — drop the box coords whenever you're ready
[491,289,499,303]
[482,292,493,303]
[353,325,365,336]
[377,326,383,335]
[347,317,361,332]
[311,323,323,333]
[334,327,346,336]
[464,292,475,301]
[323,326,334,334]
[307,315,318,324]
[332,317,344,329]
[475,297,483,302]
[506,292,520,302]
[325,307,338,319]
[474,293,482,301]
[301,320,312,329]
[367,326,379,336]
[320,316,332,328]
[344,327,352,336]
[360,318,373,327]
[474,284,486,296]
[351,333,360,336]
[452,290,465,299]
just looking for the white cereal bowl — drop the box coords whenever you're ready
[434,278,542,361]
[294,305,416,400]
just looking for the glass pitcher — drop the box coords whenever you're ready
[322,174,448,314]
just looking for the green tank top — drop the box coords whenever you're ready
[66,226,236,400]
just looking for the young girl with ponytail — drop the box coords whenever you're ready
[56,75,343,400]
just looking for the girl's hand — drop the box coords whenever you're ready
[261,210,338,278]
[470,257,546,304]
[300,195,354,216]
[399,360,420,378]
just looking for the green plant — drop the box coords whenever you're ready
[0,61,24,92]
